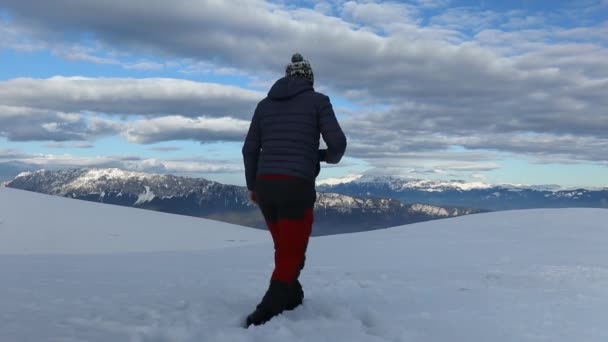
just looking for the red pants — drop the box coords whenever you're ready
[255,175,316,283]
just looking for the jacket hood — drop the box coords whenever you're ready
[267,76,313,100]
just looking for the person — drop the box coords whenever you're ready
[242,53,347,327]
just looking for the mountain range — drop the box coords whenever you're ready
[317,175,608,210]
[4,168,481,235]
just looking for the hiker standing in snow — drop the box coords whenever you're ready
[242,53,347,327]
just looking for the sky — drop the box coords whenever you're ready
[0,0,607,187]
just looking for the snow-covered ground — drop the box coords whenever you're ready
[0,187,268,255]
[1,187,608,342]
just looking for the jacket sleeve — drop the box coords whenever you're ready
[242,105,261,191]
[318,96,347,164]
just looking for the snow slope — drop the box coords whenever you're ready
[1,187,608,341]
[0,187,268,254]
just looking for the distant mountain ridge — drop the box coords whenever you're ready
[6,168,483,235]
[317,175,608,210]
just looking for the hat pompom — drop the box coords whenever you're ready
[291,53,304,63]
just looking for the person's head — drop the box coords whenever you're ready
[285,53,314,85]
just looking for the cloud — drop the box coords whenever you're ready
[343,106,608,164]
[0,148,29,160]
[2,1,605,103]
[6,0,602,144]
[3,1,606,112]
[2,0,608,170]
[429,7,503,32]
[43,142,95,149]
[123,116,250,144]
[56,48,120,65]
[0,1,467,95]
[162,159,242,173]
[340,1,420,29]
[0,76,262,143]
[413,0,452,9]
[330,138,504,175]
[178,61,250,76]
[0,153,127,169]
[0,105,122,141]
[147,146,182,152]
[0,149,242,176]
[358,160,502,179]
[313,2,334,15]
[123,61,166,71]
[0,77,262,119]
[0,19,45,51]
[459,132,608,163]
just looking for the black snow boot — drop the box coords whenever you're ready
[286,279,304,311]
[246,280,289,328]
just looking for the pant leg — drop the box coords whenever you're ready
[272,207,313,283]
[255,183,280,270]
[256,177,316,284]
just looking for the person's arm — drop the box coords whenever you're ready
[242,105,261,191]
[318,96,347,164]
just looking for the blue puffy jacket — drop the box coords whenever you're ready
[242,76,347,191]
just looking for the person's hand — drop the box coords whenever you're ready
[318,149,327,162]
[316,149,326,177]
[248,191,257,204]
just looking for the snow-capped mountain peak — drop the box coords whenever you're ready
[15,170,36,179]
[318,174,574,193]
[316,174,363,186]
[393,179,493,192]
[62,168,162,192]
[7,168,221,205]
[351,175,497,192]
[73,168,159,181]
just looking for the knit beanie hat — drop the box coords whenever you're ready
[285,53,314,84]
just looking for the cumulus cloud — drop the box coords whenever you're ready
[0,105,122,141]
[0,76,264,143]
[6,0,603,133]
[123,116,251,144]
[0,77,261,144]
[429,7,503,32]
[0,77,262,119]
[1,0,607,171]
[0,150,242,176]
[348,147,503,174]
[459,133,608,163]
[43,142,95,149]
[340,1,420,29]
[0,148,28,160]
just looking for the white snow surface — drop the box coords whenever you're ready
[0,188,268,254]
[1,187,608,341]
